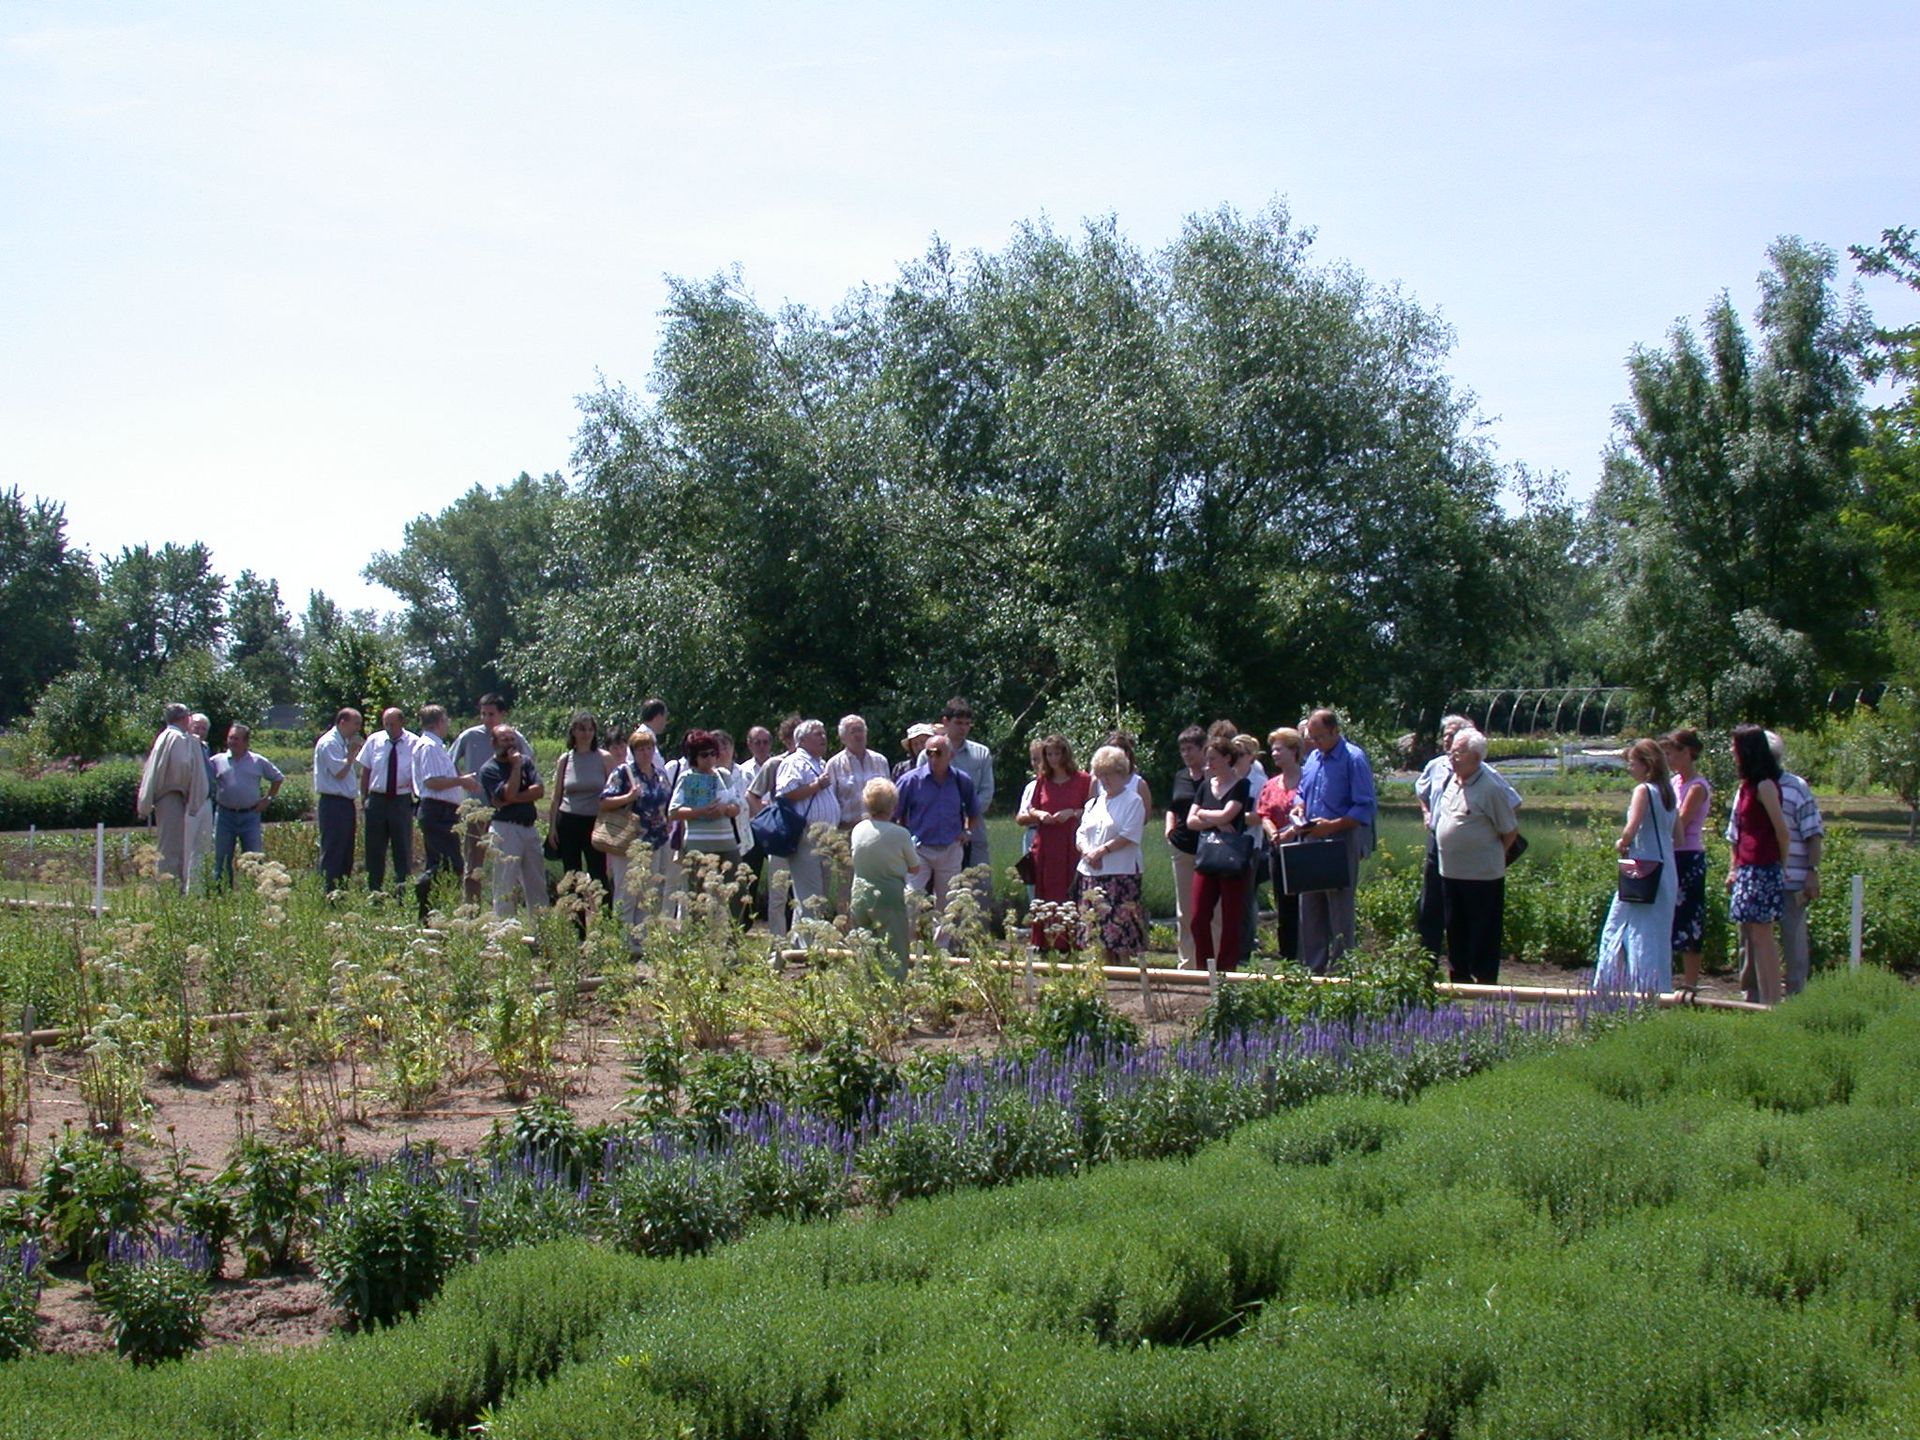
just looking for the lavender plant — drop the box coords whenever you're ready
[92,1228,213,1365]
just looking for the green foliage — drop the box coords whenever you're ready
[0,1243,43,1361]
[312,1150,468,1328]
[34,1131,153,1265]
[1596,236,1875,725]
[89,542,227,690]
[1027,969,1143,1054]
[224,570,299,702]
[298,611,417,722]
[25,667,140,762]
[221,1136,339,1274]
[600,1150,747,1258]
[141,648,268,749]
[0,488,95,726]
[513,204,1546,781]
[91,1231,212,1365]
[363,472,574,705]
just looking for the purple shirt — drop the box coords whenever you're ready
[896,766,978,849]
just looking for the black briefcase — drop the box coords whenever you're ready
[1276,837,1353,894]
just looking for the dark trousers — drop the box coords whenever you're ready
[317,793,357,890]
[415,797,463,920]
[1417,834,1446,954]
[364,792,415,890]
[552,809,609,894]
[1266,852,1300,962]
[1443,875,1505,985]
[1191,868,1249,972]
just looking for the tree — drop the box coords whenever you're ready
[1597,237,1874,724]
[0,488,96,723]
[300,611,416,722]
[143,650,268,751]
[1848,226,1920,689]
[516,204,1539,773]
[89,542,228,688]
[363,473,576,705]
[225,570,299,702]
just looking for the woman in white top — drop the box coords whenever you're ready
[1076,745,1148,961]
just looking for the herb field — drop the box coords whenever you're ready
[0,970,1915,1437]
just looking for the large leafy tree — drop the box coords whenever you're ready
[89,541,228,689]
[0,488,96,723]
[514,205,1538,772]
[225,569,299,702]
[1848,227,1920,683]
[364,473,575,706]
[1597,237,1874,724]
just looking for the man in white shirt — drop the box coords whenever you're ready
[413,704,477,922]
[312,707,363,890]
[829,715,891,827]
[136,703,210,892]
[775,719,840,938]
[452,692,533,904]
[357,706,419,893]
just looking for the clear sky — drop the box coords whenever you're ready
[5,2,1917,613]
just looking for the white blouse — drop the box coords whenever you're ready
[1077,785,1145,877]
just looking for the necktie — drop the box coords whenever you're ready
[386,740,398,796]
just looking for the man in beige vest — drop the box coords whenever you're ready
[136,703,210,891]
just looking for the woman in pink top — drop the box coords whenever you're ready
[1661,728,1712,994]
[1256,726,1305,961]
[1726,723,1791,1005]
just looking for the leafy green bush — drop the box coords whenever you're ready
[34,1131,152,1265]
[313,1151,468,1328]
[0,1242,42,1360]
[91,1229,213,1365]
[25,667,141,763]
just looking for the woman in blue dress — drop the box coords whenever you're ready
[1593,738,1679,994]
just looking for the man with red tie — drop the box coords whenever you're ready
[357,706,419,894]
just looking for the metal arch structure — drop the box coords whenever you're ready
[1444,687,1642,738]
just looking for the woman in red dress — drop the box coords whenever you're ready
[1018,734,1092,949]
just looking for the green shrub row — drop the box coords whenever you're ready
[0,764,310,831]
[6,970,1920,1438]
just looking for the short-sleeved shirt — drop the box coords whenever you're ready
[412,732,461,799]
[671,768,735,847]
[1166,767,1204,855]
[851,818,919,888]
[479,756,539,826]
[604,762,670,848]
[454,724,532,776]
[896,766,977,849]
[1193,775,1251,832]
[211,751,283,810]
[1433,766,1519,881]
[1077,785,1145,878]
[779,751,841,827]
[312,727,360,799]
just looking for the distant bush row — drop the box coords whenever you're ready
[0,764,310,832]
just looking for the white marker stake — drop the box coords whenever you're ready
[93,822,106,918]
[1850,873,1864,972]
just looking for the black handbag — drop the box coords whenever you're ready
[1194,828,1254,876]
[1276,836,1353,894]
[1615,785,1668,904]
[1616,858,1662,904]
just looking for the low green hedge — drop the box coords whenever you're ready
[0,764,311,831]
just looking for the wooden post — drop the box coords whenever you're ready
[1023,946,1036,1003]
[1205,953,1218,997]
[1850,873,1865,972]
[93,822,106,918]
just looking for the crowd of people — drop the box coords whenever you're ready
[130,694,1825,1004]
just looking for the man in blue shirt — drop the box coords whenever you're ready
[1288,708,1377,974]
[897,734,978,912]
[209,723,283,885]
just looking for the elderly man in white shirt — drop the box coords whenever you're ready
[773,718,841,939]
